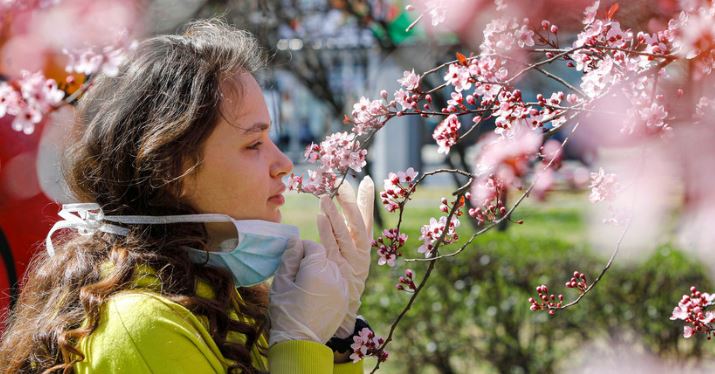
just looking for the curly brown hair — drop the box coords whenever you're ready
[0,19,270,374]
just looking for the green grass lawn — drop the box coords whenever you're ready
[281,186,590,246]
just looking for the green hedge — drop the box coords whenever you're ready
[360,221,713,373]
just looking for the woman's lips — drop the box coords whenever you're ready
[268,194,285,205]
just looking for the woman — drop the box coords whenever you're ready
[0,19,374,373]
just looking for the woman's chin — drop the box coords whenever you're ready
[268,209,282,223]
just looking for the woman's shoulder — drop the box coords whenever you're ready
[75,290,226,373]
[105,290,190,320]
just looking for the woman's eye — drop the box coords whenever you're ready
[247,141,263,150]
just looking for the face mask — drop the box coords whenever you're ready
[46,203,300,287]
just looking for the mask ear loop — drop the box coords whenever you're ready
[45,203,233,257]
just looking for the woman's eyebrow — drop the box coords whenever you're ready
[240,122,270,134]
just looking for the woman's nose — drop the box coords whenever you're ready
[271,143,294,178]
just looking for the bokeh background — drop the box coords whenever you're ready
[2,0,715,372]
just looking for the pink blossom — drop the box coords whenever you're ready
[306,132,367,173]
[481,17,517,54]
[64,49,103,75]
[11,105,42,134]
[304,143,321,163]
[19,70,64,112]
[291,132,367,196]
[580,56,617,98]
[393,89,416,111]
[417,216,460,257]
[638,103,668,130]
[63,43,131,77]
[447,91,463,109]
[588,168,618,203]
[695,96,715,121]
[372,228,408,267]
[473,128,542,181]
[425,0,447,26]
[432,114,461,154]
[397,69,420,90]
[532,168,554,201]
[349,327,388,363]
[541,139,563,168]
[492,89,533,135]
[0,83,20,118]
[469,176,503,214]
[583,0,600,25]
[515,25,535,48]
[671,305,689,321]
[351,96,389,135]
[468,56,506,101]
[605,22,630,48]
[443,63,472,92]
[566,94,580,105]
[288,168,337,196]
[469,128,541,215]
[1,71,65,134]
[672,5,715,60]
[381,167,419,212]
[671,287,715,339]
[396,268,417,292]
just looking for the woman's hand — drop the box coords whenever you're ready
[268,234,351,346]
[319,176,374,339]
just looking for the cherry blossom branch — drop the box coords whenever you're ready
[531,46,676,60]
[530,144,649,313]
[369,180,471,374]
[457,114,490,142]
[405,119,582,263]
[507,46,588,84]
[551,216,633,310]
[405,12,424,33]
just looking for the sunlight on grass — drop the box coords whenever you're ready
[281,186,590,247]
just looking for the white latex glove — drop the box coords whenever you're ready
[319,176,375,339]
[268,224,351,346]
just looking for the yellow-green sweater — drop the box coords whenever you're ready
[73,267,364,373]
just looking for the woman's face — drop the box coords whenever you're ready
[183,72,293,243]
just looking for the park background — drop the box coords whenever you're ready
[1,0,714,372]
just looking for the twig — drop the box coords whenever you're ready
[369,186,469,374]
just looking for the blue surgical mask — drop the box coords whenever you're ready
[46,203,300,287]
[184,219,299,286]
